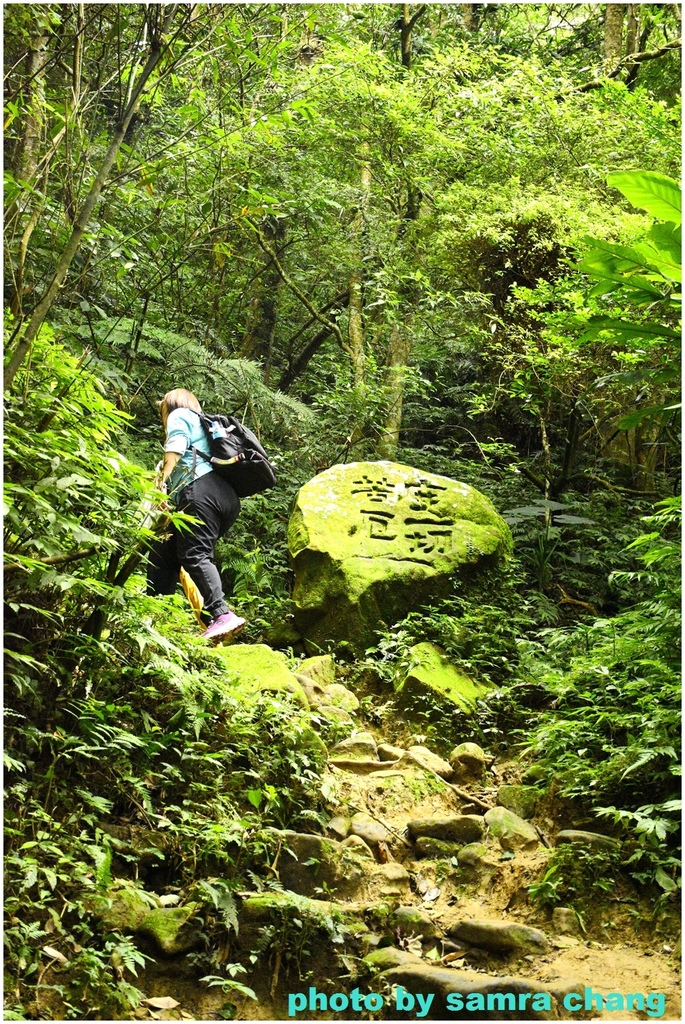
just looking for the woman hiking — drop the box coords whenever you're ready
[146,388,246,642]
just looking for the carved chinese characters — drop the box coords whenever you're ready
[352,471,453,562]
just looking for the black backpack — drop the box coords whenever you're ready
[192,412,276,498]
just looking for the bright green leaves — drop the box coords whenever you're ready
[607,170,682,227]
[578,237,674,301]
[3,322,166,607]
[635,222,682,284]
[581,171,681,300]
[581,317,679,344]
[577,169,681,433]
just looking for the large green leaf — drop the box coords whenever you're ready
[579,237,673,298]
[608,171,682,227]
[581,316,681,344]
[618,402,681,431]
[634,223,682,283]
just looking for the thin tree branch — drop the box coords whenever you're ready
[407,3,427,31]
[278,294,350,391]
[282,290,349,352]
[244,218,346,351]
[574,37,682,94]
[5,546,100,572]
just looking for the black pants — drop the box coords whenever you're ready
[146,472,240,623]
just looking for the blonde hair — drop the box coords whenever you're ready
[159,388,202,428]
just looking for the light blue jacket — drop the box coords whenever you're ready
[164,408,212,502]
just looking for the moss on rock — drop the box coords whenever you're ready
[93,886,157,933]
[397,643,491,716]
[298,655,336,687]
[214,644,308,707]
[485,806,539,850]
[138,904,202,956]
[414,836,462,859]
[288,462,512,653]
[497,784,540,820]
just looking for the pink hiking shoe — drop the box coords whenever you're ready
[200,611,246,643]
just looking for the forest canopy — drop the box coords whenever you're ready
[3,4,681,1021]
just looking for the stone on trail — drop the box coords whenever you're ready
[364,946,424,971]
[551,907,582,936]
[555,829,621,850]
[350,811,391,846]
[497,784,540,820]
[316,704,354,726]
[327,814,351,839]
[447,918,550,956]
[331,733,377,759]
[93,886,157,933]
[397,643,491,717]
[298,654,336,687]
[330,757,387,774]
[214,643,308,707]
[378,742,405,762]
[374,861,410,896]
[324,683,360,712]
[484,806,539,851]
[240,891,338,922]
[415,836,462,859]
[340,834,375,858]
[450,741,488,781]
[389,905,438,939]
[381,964,569,1019]
[457,842,489,866]
[288,461,512,653]
[138,904,202,956]
[408,814,484,845]
[262,829,366,898]
[405,745,454,779]
[294,673,326,708]
[457,843,499,884]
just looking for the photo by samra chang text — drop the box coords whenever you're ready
[287,984,668,1018]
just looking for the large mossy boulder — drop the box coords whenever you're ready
[288,462,512,653]
[397,643,491,716]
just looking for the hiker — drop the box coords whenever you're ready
[146,388,246,642]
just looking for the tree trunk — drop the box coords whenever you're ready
[378,325,412,458]
[625,4,648,89]
[460,4,483,33]
[348,141,371,387]
[8,25,51,317]
[603,4,625,62]
[400,4,427,69]
[240,218,286,381]
[4,7,179,390]
[12,29,50,185]
[401,4,412,69]
[625,4,639,57]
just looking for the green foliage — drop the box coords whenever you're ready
[528,844,623,912]
[520,500,680,888]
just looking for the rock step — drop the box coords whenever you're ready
[372,963,583,1020]
[447,918,550,955]
[556,829,620,849]
[329,757,389,774]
